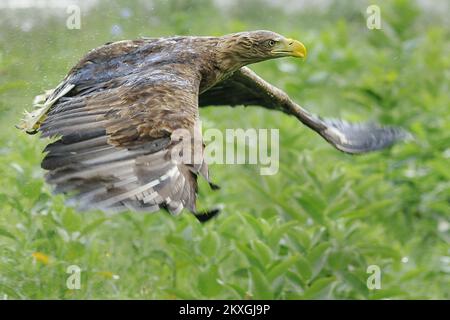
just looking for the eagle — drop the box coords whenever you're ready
[18,30,409,221]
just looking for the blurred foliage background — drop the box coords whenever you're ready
[0,0,449,299]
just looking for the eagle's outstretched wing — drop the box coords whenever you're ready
[200,67,411,154]
[36,59,209,216]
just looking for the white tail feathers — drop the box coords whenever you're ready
[17,82,75,133]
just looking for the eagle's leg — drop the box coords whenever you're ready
[193,208,221,223]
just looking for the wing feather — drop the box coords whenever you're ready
[27,41,209,215]
[199,67,411,154]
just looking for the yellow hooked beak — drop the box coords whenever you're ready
[272,38,307,59]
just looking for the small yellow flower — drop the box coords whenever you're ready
[97,271,113,278]
[32,252,50,265]
[97,271,120,280]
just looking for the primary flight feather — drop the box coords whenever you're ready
[18,30,410,220]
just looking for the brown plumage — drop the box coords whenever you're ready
[18,30,410,220]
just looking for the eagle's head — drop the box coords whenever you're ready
[219,30,307,68]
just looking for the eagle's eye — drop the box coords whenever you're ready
[264,39,276,48]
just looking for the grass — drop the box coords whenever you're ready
[0,0,449,299]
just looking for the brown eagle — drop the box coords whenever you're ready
[18,30,409,221]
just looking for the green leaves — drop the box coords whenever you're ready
[251,267,273,299]
[267,255,299,282]
[198,266,222,296]
[295,255,313,282]
[79,218,108,237]
[0,227,17,241]
[199,231,221,257]
[303,277,336,299]
[297,190,327,225]
[61,210,83,233]
[252,240,273,267]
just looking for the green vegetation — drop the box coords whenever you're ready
[0,0,449,299]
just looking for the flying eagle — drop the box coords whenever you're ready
[18,30,409,221]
